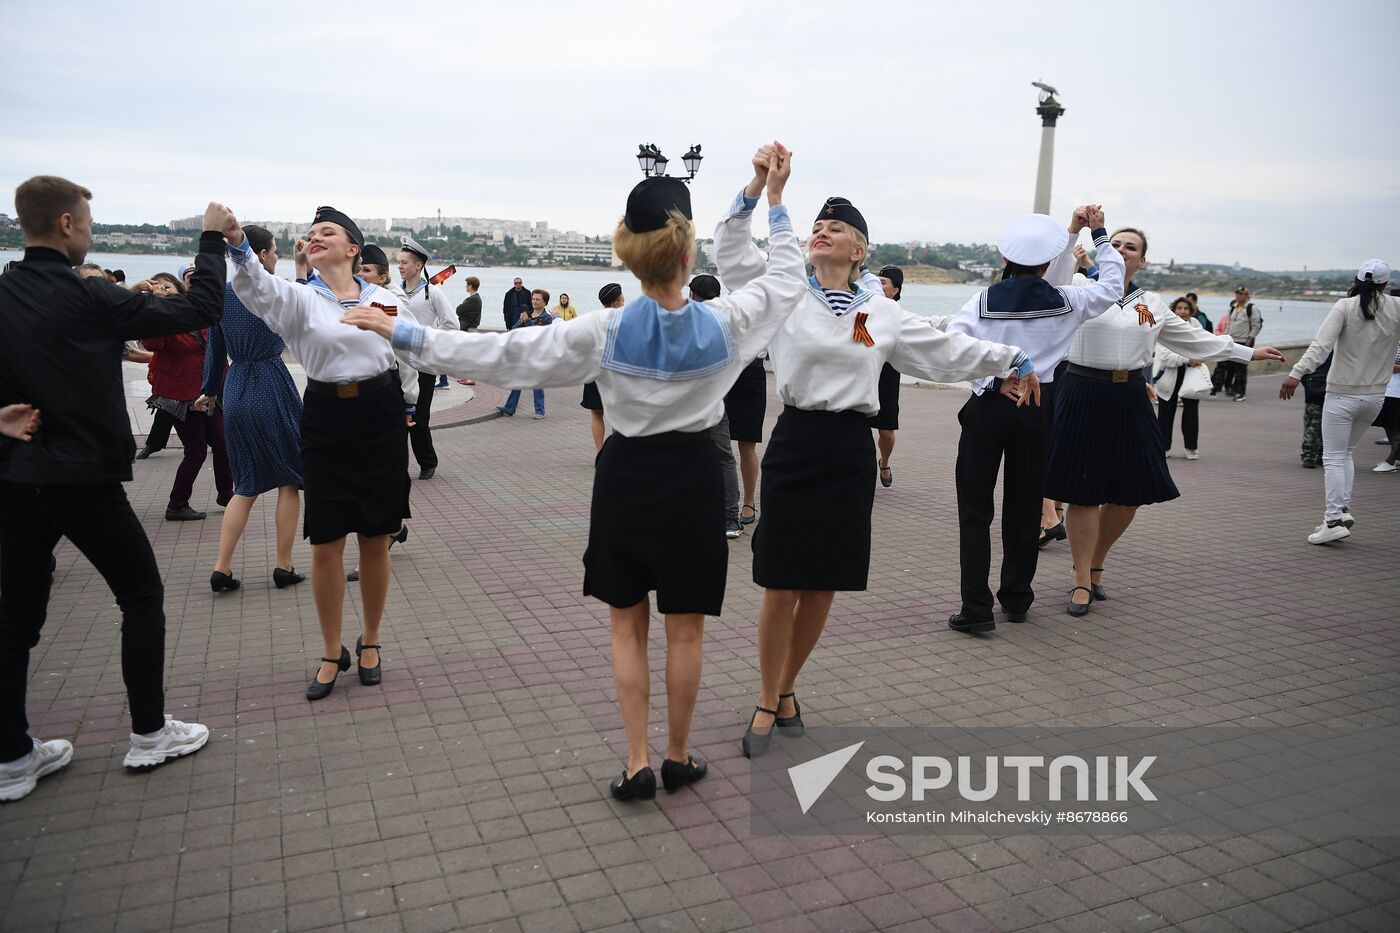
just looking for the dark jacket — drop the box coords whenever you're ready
[509,309,555,330]
[502,286,531,328]
[456,292,482,330]
[142,331,208,400]
[0,231,227,485]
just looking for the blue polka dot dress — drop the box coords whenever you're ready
[203,285,303,496]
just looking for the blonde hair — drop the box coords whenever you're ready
[849,228,869,283]
[613,211,694,287]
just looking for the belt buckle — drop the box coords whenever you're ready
[336,382,359,399]
[1111,369,1129,384]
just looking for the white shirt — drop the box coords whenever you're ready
[714,193,1026,415]
[385,205,808,437]
[948,229,1125,394]
[1290,294,1400,397]
[1152,316,1210,401]
[227,238,418,404]
[400,278,459,331]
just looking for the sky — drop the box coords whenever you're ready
[2,0,1397,270]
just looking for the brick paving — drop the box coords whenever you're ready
[3,372,1398,933]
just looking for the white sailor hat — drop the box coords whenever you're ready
[1357,259,1390,284]
[996,214,1067,267]
[400,235,431,262]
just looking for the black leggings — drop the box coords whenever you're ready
[1158,369,1199,451]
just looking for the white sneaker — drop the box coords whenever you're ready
[1339,507,1356,529]
[1164,450,1173,458]
[1373,462,1398,474]
[0,738,74,801]
[1307,522,1351,545]
[123,716,209,771]
[1185,450,1200,461]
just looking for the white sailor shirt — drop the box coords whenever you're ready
[714,191,1031,415]
[385,205,808,437]
[400,278,459,332]
[948,228,1126,395]
[227,238,419,407]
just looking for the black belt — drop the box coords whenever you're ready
[611,428,710,444]
[305,369,396,399]
[1067,363,1144,384]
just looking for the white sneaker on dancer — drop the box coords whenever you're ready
[1307,522,1351,545]
[123,716,209,771]
[0,738,74,801]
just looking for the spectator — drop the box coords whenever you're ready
[502,276,530,329]
[1300,352,1332,468]
[455,276,481,385]
[497,289,553,418]
[1184,292,1212,333]
[553,293,577,320]
[1370,340,1400,474]
[1213,285,1261,399]
[1154,297,1207,460]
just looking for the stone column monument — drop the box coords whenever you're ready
[1032,82,1065,215]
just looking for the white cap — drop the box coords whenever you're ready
[400,235,431,262]
[996,214,1068,266]
[1357,259,1390,284]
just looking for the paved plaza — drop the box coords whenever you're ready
[3,371,1398,933]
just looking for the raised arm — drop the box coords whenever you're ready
[224,221,306,334]
[1056,207,1125,322]
[712,145,779,292]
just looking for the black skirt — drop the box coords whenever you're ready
[752,407,875,591]
[1044,369,1180,507]
[724,358,768,443]
[1372,396,1400,430]
[866,363,902,430]
[584,430,726,615]
[299,377,411,545]
[580,381,603,411]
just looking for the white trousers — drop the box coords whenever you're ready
[1321,393,1384,521]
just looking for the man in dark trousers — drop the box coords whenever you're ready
[502,276,530,329]
[0,176,232,802]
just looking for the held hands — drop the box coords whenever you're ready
[1279,375,1301,400]
[193,395,218,413]
[1085,205,1105,230]
[203,202,242,245]
[744,144,774,199]
[1069,206,1090,234]
[996,372,1042,408]
[766,142,791,205]
[1146,383,1158,404]
[340,305,396,339]
[0,404,41,441]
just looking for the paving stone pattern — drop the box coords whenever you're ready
[3,373,1398,932]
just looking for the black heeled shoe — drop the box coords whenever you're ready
[610,766,656,801]
[306,646,351,701]
[742,706,777,759]
[355,636,382,686]
[775,693,805,737]
[661,755,708,792]
[1089,568,1107,601]
[346,569,360,582]
[1066,586,1093,617]
[388,525,408,549]
[210,570,240,593]
[1038,522,1067,548]
[273,567,305,589]
[879,465,893,488]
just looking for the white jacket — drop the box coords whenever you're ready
[1151,316,1208,402]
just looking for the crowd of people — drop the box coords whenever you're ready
[0,155,1395,805]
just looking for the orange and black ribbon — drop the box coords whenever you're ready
[372,302,398,317]
[852,311,875,347]
[1134,303,1155,326]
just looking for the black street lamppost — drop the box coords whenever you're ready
[636,143,704,184]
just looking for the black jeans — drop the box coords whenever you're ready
[954,390,1048,619]
[410,372,438,471]
[0,483,166,761]
[1157,370,1199,451]
[144,409,175,452]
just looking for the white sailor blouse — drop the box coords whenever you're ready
[948,228,1126,395]
[714,192,1030,415]
[227,238,419,408]
[386,204,807,438]
[400,278,459,332]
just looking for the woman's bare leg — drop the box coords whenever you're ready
[274,485,300,571]
[663,613,705,763]
[611,599,652,775]
[310,537,348,681]
[213,494,257,574]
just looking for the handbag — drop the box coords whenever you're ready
[1178,363,1213,400]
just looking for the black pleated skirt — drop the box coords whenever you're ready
[1372,396,1400,430]
[580,381,603,411]
[752,407,875,591]
[1044,370,1180,507]
[867,363,902,430]
[584,430,726,615]
[724,358,768,443]
[299,378,411,545]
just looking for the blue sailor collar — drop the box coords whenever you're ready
[308,274,378,306]
[807,274,876,316]
[401,277,426,297]
[979,277,1071,320]
[1117,281,1145,307]
[599,296,735,381]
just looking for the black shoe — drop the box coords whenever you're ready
[879,466,893,488]
[660,755,708,792]
[739,505,757,526]
[165,507,206,521]
[355,636,382,686]
[1038,522,1067,548]
[273,567,305,589]
[1302,460,1317,469]
[418,467,436,480]
[1089,569,1107,601]
[1003,610,1028,623]
[1066,586,1093,617]
[742,706,777,759]
[389,525,408,549]
[306,646,351,701]
[216,493,232,508]
[948,612,995,633]
[346,569,360,582]
[610,766,656,801]
[210,570,240,593]
[775,693,805,736]
[134,446,158,460]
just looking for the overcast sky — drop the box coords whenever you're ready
[3,0,1396,269]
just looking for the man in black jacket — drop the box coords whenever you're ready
[502,276,530,329]
[0,176,232,802]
